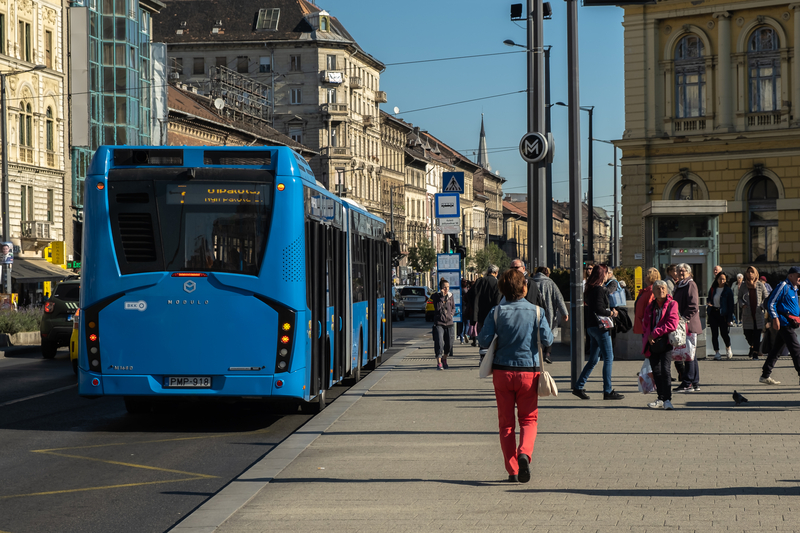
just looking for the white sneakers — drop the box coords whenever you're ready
[647,399,675,410]
[759,376,781,385]
[726,346,733,359]
[714,351,721,361]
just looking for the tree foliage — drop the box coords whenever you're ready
[408,238,436,275]
[473,243,510,275]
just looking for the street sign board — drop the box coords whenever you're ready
[442,172,464,193]
[435,219,461,234]
[519,132,548,163]
[434,192,460,218]
[437,253,462,322]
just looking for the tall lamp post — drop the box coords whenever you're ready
[555,102,594,264]
[1,64,46,295]
[594,140,620,267]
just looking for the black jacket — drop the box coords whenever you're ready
[583,284,611,329]
[473,274,501,324]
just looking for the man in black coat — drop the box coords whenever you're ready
[472,264,501,333]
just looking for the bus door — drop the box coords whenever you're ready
[332,226,347,382]
[366,237,377,365]
[384,240,392,350]
[305,219,329,400]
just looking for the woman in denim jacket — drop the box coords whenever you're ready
[478,269,553,484]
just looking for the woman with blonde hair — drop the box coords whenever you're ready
[634,268,661,335]
[740,266,768,360]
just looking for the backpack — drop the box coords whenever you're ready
[605,279,627,308]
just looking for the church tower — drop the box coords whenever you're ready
[477,114,491,171]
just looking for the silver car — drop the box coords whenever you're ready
[399,286,429,314]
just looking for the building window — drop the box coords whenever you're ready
[290,87,302,105]
[45,30,52,68]
[20,185,33,221]
[748,176,779,262]
[0,15,5,55]
[674,35,705,118]
[327,54,337,70]
[673,179,699,200]
[18,21,30,62]
[320,16,329,32]
[289,127,302,144]
[215,56,226,68]
[47,189,53,222]
[46,107,54,165]
[290,54,301,72]
[748,27,781,112]
[19,103,32,147]
[193,57,204,75]
[237,56,248,73]
[173,57,183,74]
[327,88,336,104]
[259,56,271,73]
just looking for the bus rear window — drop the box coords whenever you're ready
[158,182,272,275]
[108,174,273,275]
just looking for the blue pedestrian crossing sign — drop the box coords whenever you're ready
[442,172,464,193]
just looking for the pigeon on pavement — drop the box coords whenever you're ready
[733,390,748,406]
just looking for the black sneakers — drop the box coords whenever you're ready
[603,390,625,400]
[572,389,590,400]
[517,454,531,483]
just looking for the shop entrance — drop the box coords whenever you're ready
[645,215,718,295]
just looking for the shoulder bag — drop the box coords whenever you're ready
[536,306,559,397]
[478,306,500,379]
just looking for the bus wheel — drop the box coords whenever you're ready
[124,397,152,415]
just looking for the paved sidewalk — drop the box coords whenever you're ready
[193,337,800,532]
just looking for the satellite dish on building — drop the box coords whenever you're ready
[393,106,399,115]
[214,98,225,110]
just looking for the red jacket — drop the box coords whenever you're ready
[641,295,679,358]
[633,285,654,335]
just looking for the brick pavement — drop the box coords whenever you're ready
[211,337,800,533]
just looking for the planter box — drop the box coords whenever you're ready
[0,331,40,347]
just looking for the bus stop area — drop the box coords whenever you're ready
[174,335,800,532]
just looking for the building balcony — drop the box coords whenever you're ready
[320,103,349,117]
[322,146,352,159]
[362,115,374,128]
[321,70,344,84]
[21,220,53,239]
[376,91,387,103]
[350,76,363,90]
[747,111,782,129]
[671,117,708,135]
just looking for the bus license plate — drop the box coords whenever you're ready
[165,376,212,388]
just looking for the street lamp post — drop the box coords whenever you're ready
[0,64,46,295]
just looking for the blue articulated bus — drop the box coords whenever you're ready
[78,146,392,413]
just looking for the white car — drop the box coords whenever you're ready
[399,286,430,314]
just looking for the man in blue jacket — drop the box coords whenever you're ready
[760,266,800,385]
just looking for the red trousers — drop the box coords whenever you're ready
[492,370,540,475]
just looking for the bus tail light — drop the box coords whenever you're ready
[44,302,55,313]
[82,307,102,373]
[274,310,295,374]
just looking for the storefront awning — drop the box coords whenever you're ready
[10,259,77,283]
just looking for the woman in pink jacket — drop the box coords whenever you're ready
[642,280,680,410]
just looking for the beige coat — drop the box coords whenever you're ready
[739,281,768,331]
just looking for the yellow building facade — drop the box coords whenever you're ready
[618,0,800,292]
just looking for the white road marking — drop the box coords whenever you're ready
[0,383,77,408]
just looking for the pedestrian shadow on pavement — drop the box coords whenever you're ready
[682,400,800,410]
[508,485,800,497]
[269,477,512,487]
[314,430,496,436]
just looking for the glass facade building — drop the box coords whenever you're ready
[69,0,162,209]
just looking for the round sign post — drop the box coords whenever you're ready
[519,132,548,164]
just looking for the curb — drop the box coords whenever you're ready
[169,342,423,533]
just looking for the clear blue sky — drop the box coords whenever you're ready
[320,0,625,212]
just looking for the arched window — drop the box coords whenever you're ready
[748,27,781,112]
[673,179,699,200]
[674,35,705,118]
[748,176,779,262]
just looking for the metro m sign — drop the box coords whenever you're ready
[519,132,548,163]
